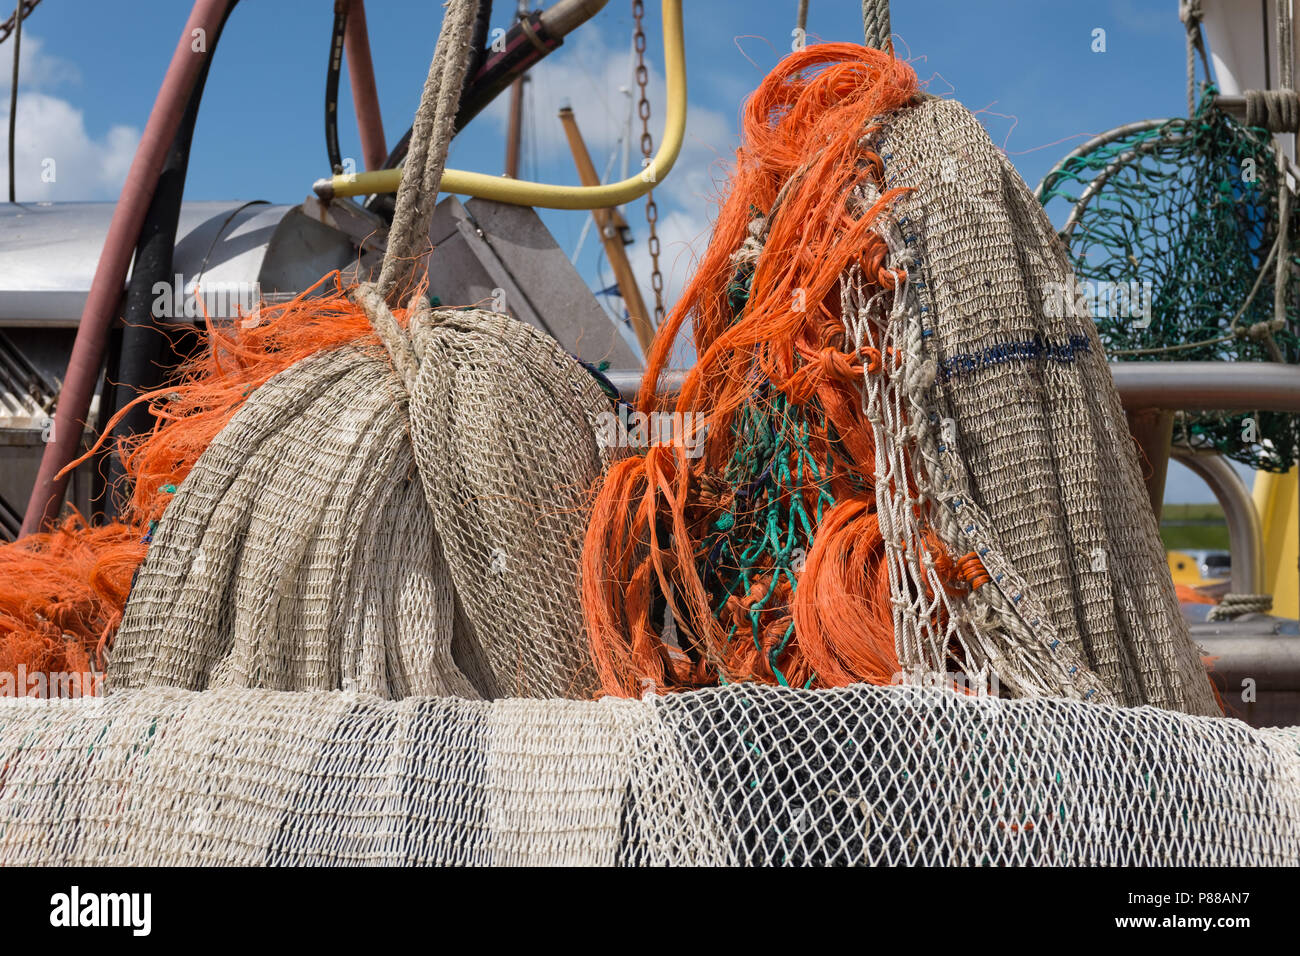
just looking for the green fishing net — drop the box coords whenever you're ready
[1038,90,1300,472]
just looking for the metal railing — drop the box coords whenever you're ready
[603,361,1300,606]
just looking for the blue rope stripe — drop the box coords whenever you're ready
[938,333,1091,382]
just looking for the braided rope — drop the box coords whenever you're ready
[375,0,480,307]
[1179,0,1204,117]
[861,0,890,52]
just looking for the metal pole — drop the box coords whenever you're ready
[504,0,529,178]
[343,0,387,172]
[20,0,232,535]
[602,362,1300,412]
[1108,361,1300,412]
[1172,449,1266,595]
[558,105,654,354]
[505,75,524,177]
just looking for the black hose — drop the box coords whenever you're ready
[468,0,494,87]
[101,0,238,518]
[326,0,347,174]
[8,0,23,203]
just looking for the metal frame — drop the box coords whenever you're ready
[603,362,1299,605]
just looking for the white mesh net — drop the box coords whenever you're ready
[0,684,1296,866]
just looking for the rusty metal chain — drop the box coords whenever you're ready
[0,0,38,46]
[632,0,664,326]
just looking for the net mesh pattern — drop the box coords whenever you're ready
[869,98,1217,715]
[1038,96,1300,471]
[0,684,1295,866]
[110,310,613,701]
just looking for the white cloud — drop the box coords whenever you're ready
[0,34,138,201]
[0,33,81,92]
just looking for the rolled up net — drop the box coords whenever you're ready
[111,301,613,700]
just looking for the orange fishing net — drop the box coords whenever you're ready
[0,275,394,695]
[579,45,973,697]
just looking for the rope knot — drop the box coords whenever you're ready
[351,282,425,393]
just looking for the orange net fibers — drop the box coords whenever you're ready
[582,45,943,697]
[1175,582,1218,606]
[0,273,395,695]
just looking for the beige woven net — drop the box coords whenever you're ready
[851,98,1218,714]
[110,0,612,702]
[111,309,613,700]
[0,684,1296,865]
[4,21,1280,867]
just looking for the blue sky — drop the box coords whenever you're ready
[0,0,1243,500]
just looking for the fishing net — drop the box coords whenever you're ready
[584,45,1217,716]
[1037,92,1300,472]
[0,8,1285,869]
[4,0,613,701]
[0,683,1295,866]
[2,40,1214,719]
[110,302,613,700]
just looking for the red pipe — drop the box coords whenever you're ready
[344,0,387,172]
[20,0,232,536]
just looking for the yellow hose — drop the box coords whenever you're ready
[321,0,686,209]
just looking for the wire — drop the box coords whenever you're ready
[594,246,624,325]
[8,0,21,202]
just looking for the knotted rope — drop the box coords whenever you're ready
[371,0,480,308]
[1179,0,1210,117]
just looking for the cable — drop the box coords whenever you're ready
[8,0,21,202]
[0,0,36,46]
[326,0,348,174]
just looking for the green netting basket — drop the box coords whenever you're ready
[1038,89,1300,472]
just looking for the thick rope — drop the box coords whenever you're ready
[861,0,890,52]
[359,0,479,372]
[1245,88,1300,131]
[1206,592,1275,620]
[1179,0,1205,117]
[375,0,480,306]
[350,282,424,390]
